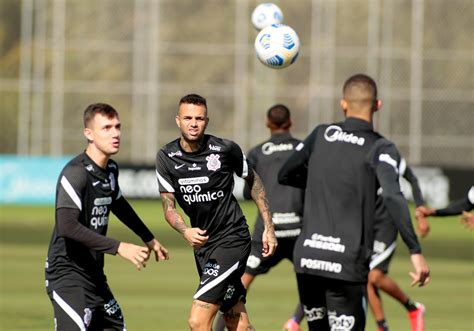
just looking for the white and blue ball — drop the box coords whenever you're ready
[251,3,284,30]
[254,24,300,69]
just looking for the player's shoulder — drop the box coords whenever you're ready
[61,153,89,176]
[158,138,181,156]
[106,158,119,173]
[207,134,241,152]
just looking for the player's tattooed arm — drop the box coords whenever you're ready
[160,192,187,234]
[245,170,277,256]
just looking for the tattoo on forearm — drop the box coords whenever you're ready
[250,173,273,228]
[162,194,187,234]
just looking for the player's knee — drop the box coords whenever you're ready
[368,269,384,286]
[188,315,202,330]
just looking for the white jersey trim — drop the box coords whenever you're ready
[370,241,397,270]
[379,154,399,173]
[60,176,82,211]
[398,158,407,176]
[241,153,249,178]
[155,170,175,193]
[52,290,86,331]
[468,186,474,205]
[193,261,239,300]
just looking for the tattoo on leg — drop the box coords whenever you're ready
[193,301,211,309]
[224,309,241,321]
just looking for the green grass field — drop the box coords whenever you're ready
[0,201,472,330]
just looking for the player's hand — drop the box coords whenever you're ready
[117,242,150,271]
[409,253,430,287]
[460,211,474,230]
[416,205,435,218]
[146,238,170,261]
[183,228,209,248]
[415,206,431,238]
[262,226,278,257]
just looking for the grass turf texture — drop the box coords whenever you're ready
[0,201,472,330]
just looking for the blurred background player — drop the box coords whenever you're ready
[369,159,430,331]
[45,103,169,331]
[155,94,277,331]
[214,104,305,331]
[417,186,474,229]
[278,74,430,331]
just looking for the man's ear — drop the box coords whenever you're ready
[374,99,382,112]
[83,127,93,142]
[340,99,348,110]
[175,115,180,128]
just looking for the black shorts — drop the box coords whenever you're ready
[245,237,296,276]
[47,285,125,331]
[296,273,367,331]
[370,217,398,273]
[193,239,251,313]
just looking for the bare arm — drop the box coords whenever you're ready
[160,192,208,248]
[245,170,277,257]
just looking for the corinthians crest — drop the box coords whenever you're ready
[206,154,221,171]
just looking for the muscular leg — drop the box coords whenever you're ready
[223,300,255,331]
[188,299,220,331]
[368,270,385,322]
[369,268,409,305]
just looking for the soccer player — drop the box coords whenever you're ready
[45,103,169,330]
[369,160,429,331]
[155,94,277,331]
[278,74,430,331]
[417,185,474,229]
[214,104,305,331]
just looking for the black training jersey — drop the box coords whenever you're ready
[435,186,474,215]
[247,132,304,239]
[46,153,123,292]
[156,134,251,248]
[374,161,424,233]
[278,118,421,283]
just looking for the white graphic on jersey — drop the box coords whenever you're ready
[91,205,109,229]
[246,255,261,269]
[94,197,112,206]
[275,229,301,238]
[188,163,201,171]
[272,212,301,224]
[86,164,94,172]
[200,278,210,285]
[304,306,326,322]
[262,142,294,155]
[109,173,116,191]
[300,258,342,273]
[224,285,236,300]
[61,176,82,210]
[379,154,398,173]
[92,181,101,186]
[168,150,182,158]
[174,164,185,169]
[178,177,209,185]
[303,233,346,253]
[180,184,224,205]
[399,158,407,176]
[242,153,249,177]
[328,311,355,330]
[203,262,220,276]
[209,144,221,151]
[206,154,221,171]
[295,142,304,151]
[324,125,365,146]
[155,170,175,192]
[108,163,117,169]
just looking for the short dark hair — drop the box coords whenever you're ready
[267,104,291,129]
[179,94,207,108]
[83,103,119,128]
[343,74,378,102]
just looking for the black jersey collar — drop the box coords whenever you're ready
[343,117,374,131]
[270,132,293,142]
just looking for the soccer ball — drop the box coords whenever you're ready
[251,3,284,30]
[254,24,300,69]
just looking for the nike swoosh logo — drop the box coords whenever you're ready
[174,164,185,169]
[92,181,101,186]
[200,278,211,285]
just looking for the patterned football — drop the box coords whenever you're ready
[254,24,300,69]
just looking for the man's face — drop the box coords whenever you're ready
[83,113,121,156]
[176,103,208,143]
